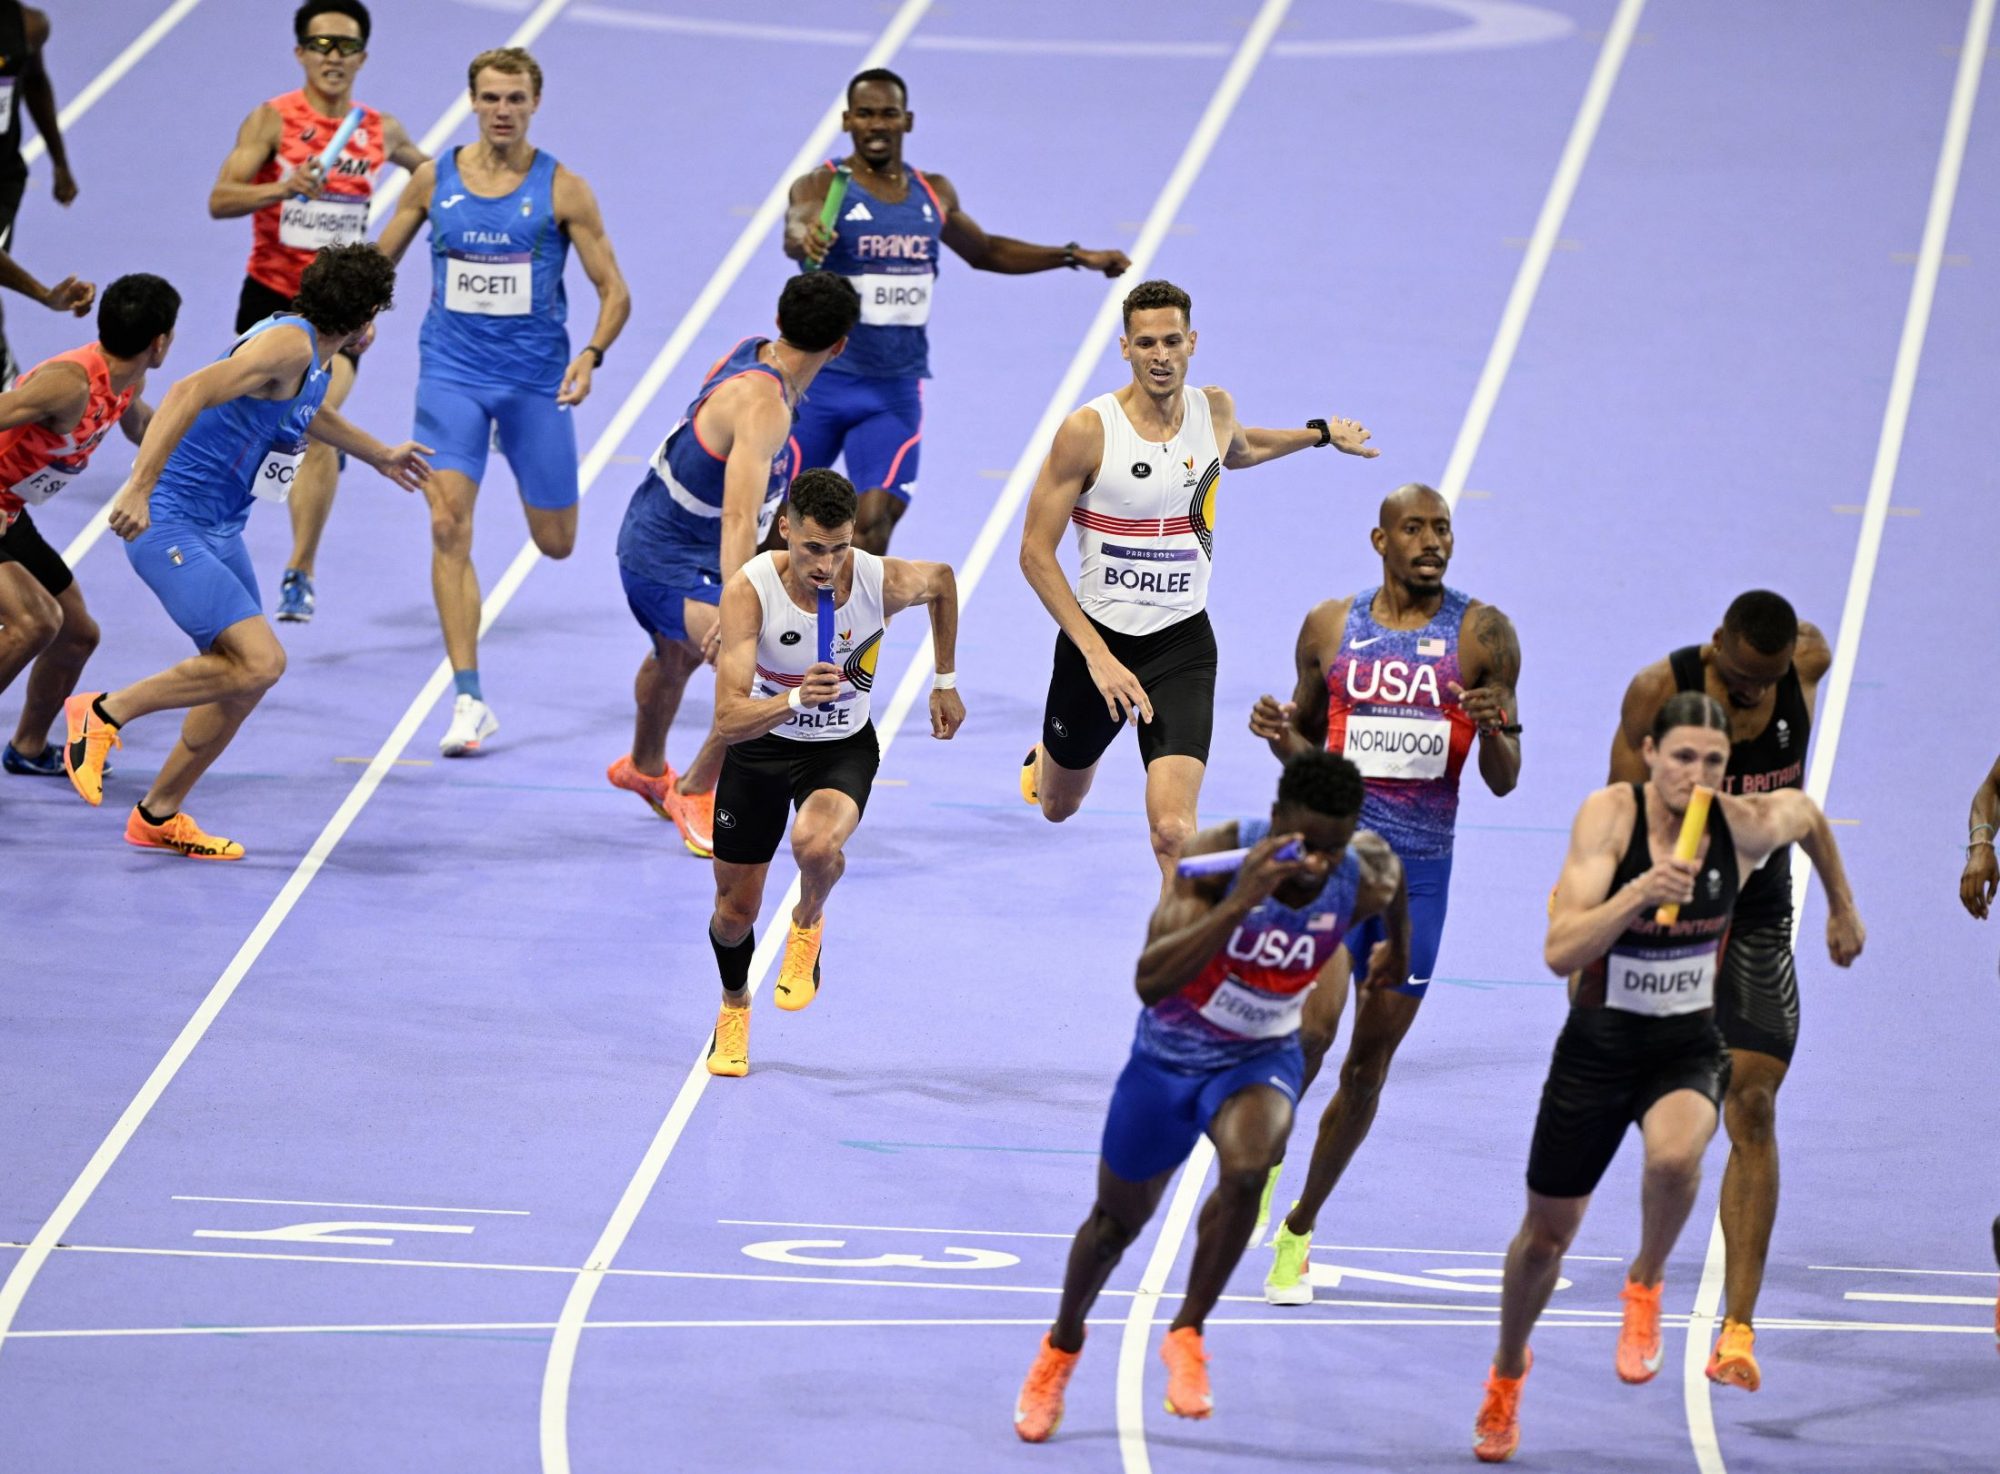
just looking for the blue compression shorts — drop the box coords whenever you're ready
[1345,851,1454,998]
[790,372,922,503]
[619,553,720,646]
[415,377,579,509]
[1100,1040,1305,1183]
[125,520,262,652]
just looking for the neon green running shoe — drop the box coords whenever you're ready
[1265,1206,1313,1306]
[1253,1164,1282,1237]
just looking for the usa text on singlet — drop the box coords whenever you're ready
[1575,783,1741,1018]
[1071,387,1222,638]
[744,550,888,743]
[1324,585,1478,861]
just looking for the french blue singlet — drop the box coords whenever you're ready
[811,161,945,381]
[150,316,331,535]
[616,337,797,573]
[419,147,570,392]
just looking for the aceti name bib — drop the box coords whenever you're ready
[445,250,532,316]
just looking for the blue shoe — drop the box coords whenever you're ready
[277,568,316,623]
[3,741,64,776]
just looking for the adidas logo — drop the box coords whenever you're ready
[843,201,873,221]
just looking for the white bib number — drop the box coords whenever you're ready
[445,250,532,316]
[1605,945,1718,1017]
[1343,712,1449,780]
[1197,977,1310,1040]
[9,463,80,506]
[278,195,367,251]
[1097,541,1200,610]
[852,271,933,327]
[252,444,306,503]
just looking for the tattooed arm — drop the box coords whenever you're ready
[1452,600,1522,797]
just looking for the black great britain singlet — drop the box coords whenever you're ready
[1575,784,1740,1016]
[1669,645,1808,924]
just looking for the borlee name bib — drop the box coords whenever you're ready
[1342,711,1450,780]
[8,462,81,506]
[1197,976,1311,1040]
[251,441,308,503]
[1098,541,1200,609]
[852,271,933,327]
[445,249,531,316]
[1605,943,1718,1017]
[279,195,368,252]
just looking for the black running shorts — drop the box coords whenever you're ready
[0,511,74,599]
[1041,610,1217,772]
[712,722,880,867]
[1714,914,1800,1065]
[1525,1007,1731,1200]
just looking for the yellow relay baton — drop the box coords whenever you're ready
[1655,784,1715,925]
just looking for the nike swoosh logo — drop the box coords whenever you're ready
[1351,635,1383,649]
[1644,1347,1664,1372]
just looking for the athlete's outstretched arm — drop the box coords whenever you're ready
[783,171,837,264]
[1962,753,2000,919]
[1250,601,1339,763]
[1349,832,1410,993]
[105,327,316,541]
[20,10,75,203]
[379,112,429,173]
[882,557,964,739]
[1545,788,1693,976]
[931,176,1129,276]
[209,104,316,218]
[1020,408,1153,723]
[374,161,435,264]
[303,408,432,493]
[1728,789,1863,965]
[1609,664,1672,784]
[0,360,85,434]
[0,248,91,314]
[710,575,840,745]
[1205,388,1377,468]
[1454,602,1523,797]
[553,168,631,407]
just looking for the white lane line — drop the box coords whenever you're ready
[1117,1150,1214,1474]
[20,0,204,168]
[1845,1291,1997,1307]
[717,1218,1073,1240]
[530,5,935,1470]
[54,0,574,571]
[1109,1,1647,1466]
[538,4,1291,1469]
[1314,1243,1623,1262]
[1812,1264,1997,1278]
[1680,6,1994,1470]
[0,0,928,1375]
[172,1195,530,1216]
[1435,0,1648,507]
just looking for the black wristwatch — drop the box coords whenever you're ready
[582,344,606,367]
[1307,417,1331,447]
[1061,241,1082,270]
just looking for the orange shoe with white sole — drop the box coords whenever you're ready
[1616,1279,1665,1384]
[124,807,244,860]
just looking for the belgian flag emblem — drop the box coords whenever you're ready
[1187,458,1221,558]
[842,630,884,692]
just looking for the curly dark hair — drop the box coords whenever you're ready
[291,243,396,337]
[1722,589,1799,656]
[786,468,858,532]
[98,274,181,358]
[1276,750,1364,821]
[778,273,861,354]
[1120,278,1191,330]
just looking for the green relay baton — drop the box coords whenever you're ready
[804,166,850,272]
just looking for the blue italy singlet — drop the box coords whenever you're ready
[616,337,798,571]
[419,147,570,392]
[1324,586,1478,861]
[1137,817,1363,1071]
[150,316,330,536]
[811,161,944,381]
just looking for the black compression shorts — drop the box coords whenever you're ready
[1041,610,1216,772]
[1715,914,1800,1064]
[0,511,74,599]
[712,722,880,867]
[1526,1008,1731,1200]
[235,277,365,366]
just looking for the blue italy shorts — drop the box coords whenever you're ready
[126,520,262,652]
[415,377,579,509]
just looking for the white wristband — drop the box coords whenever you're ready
[932,671,957,691]
[787,687,805,712]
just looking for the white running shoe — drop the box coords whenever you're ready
[439,694,499,756]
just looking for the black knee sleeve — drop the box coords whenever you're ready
[710,925,755,993]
